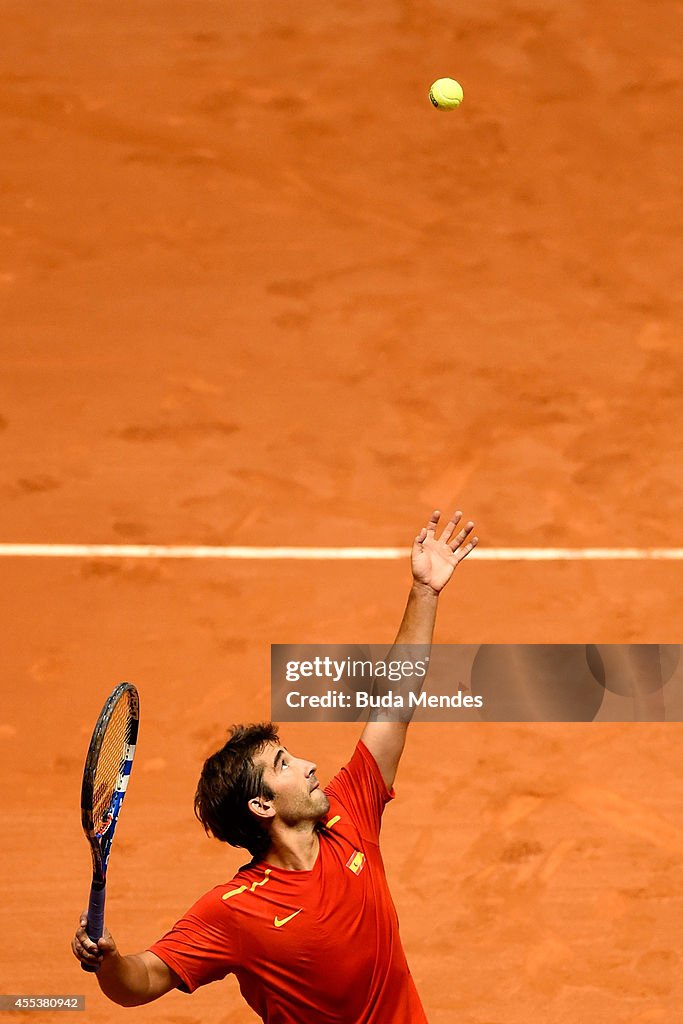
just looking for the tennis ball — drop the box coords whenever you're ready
[429,78,463,110]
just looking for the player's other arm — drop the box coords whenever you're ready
[361,509,477,789]
[72,916,180,1006]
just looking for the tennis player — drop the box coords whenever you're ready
[72,509,477,1022]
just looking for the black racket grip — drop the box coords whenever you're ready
[81,880,106,973]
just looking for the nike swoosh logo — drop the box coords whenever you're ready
[274,909,303,928]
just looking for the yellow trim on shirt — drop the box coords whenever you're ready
[222,868,272,901]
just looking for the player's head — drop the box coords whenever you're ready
[194,722,329,857]
[249,738,331,833]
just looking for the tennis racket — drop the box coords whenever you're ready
[80,682,139,972]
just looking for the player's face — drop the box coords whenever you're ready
[257,744,331,824]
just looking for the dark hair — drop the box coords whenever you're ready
[194,722,280,857]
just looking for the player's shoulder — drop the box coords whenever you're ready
[213,859,277,903]
[189,860,261,909]
[324,740,388,798]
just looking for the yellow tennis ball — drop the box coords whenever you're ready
[429,78,464,110]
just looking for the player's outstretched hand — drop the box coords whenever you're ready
[71,913,118,970]
[411,509,478,594]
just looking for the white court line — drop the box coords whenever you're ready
[0,544,682,561]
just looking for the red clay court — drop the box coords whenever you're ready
[1,2,682,1022]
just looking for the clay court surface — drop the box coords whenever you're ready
[1,2,682,1021]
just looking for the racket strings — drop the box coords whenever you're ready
[92,695,134,825]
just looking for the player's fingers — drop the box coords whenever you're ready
[449,521,475,550]
[80,950,102,967]
[76,921,103,958]
[73,934,101,963]
[426,510,440,535]
[454,536,479,562]
[97,933,116,954]
[439,510,462,543]
[82,936,102,957]
[73,917,111,962]
[414,527,427,546]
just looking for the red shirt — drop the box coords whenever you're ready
[149,741,428,1023]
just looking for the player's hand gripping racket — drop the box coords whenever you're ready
[80,682,139,972]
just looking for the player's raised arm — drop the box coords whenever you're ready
[360,509,477,788]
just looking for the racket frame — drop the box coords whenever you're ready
[80,682,139,971]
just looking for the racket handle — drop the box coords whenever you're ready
[81,880,106,973]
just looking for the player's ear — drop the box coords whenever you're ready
[248,796,275,821]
